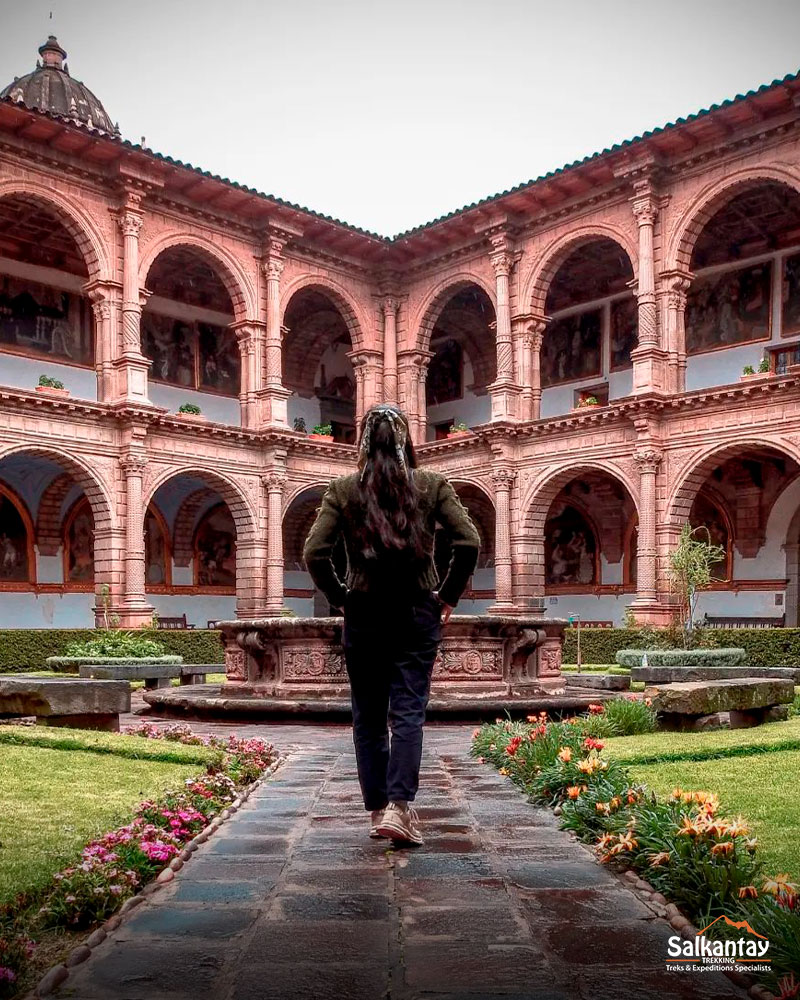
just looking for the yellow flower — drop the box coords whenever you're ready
[648,852,671,867]
[595,801,611,815]
[738,886,758,900]
[726,817,750,838]
[670,787,684,801]
[677,817,703,838]
[498,767,510,776]
[558,747,573,763]
[763,874,798,897]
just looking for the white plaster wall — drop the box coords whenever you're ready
[288,394,321,432]
[685,343,768,392]
[148,383,241,426]
[0,592,95,627]
[695,590,784,620]
[0,352,97,400]
[426,389,489,439]
[608,368,633,400]
[36,552,63,584]
[148,593,236,628]
[545,592,635,627]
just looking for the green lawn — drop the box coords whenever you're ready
[627,751,800,881]
[0,744,201,903]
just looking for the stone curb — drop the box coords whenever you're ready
[29,755,285,998]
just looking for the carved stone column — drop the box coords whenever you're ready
[512,314,547,421]
[232,320,265,429]
[110,194,151,404]
[415,353,433,444]
[259,237,292,427]
[630,183,668,394]
[627,446,668,624]
[663,270,692,394]
[347,348,383,428]
[382,296,399,404]
[119,453,154,627]
[85,286,118,403]
[264,471,288,615]
[487,237,521,420]
[487,467,518,614]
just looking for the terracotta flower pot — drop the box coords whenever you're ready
[309,433,334,442]
[35,385,70,398]
[175,411,208,422]
[739,371,773,381]
[447,430,470,438]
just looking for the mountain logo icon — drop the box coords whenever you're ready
[696,914,768,940]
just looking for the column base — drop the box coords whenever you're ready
[485,602,522,616]
[117,603,156,628]
[108,355,153,405]
[257,386,293,428]
[626,598,678,627]
[488,380,522,421]
[630,345,669,395]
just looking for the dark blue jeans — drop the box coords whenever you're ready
[342,588,443,810]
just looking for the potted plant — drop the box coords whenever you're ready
[293,416,307,434]
[576,394,600,409]
[447,421,470,438]
[175,402,207,422]
[309,422,334,442]
[36,374,69,398]
[740,357,773,381]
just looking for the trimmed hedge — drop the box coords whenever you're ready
[563,627,800,668]
[46,655,183,673]
[0,724,222,765]
[0,630,224,673]
[615,648,747,668]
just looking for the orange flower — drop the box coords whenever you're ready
[738,885,758,900]
[588,703,604,715]
[558,747,573,763]
[648,851,671,867]
[670,787,684,801]
[763,874,799,897]
[704,820,731,838]
[498,766,510,776]
[745,837,758,853]
[776,974,799,1000]
[617,831,638,852]
[677,817,703,838]
[644,697,652,707]
[595,801,611,815]
[596,833,616,850]
[726,817,750,838]
[711,841,734,857]
[609,796,622,811]
[566,785,583,799]
[472,727,482,740]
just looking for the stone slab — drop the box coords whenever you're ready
[0,674,130,717]
[80,663,182,680]
[633,664,800,684]
[566,671,631,690]
[644,676,794,715]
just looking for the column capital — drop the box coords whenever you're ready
[633,447,663,475]
[262,255,285,281]
[631,196,658,227]
[117,210,143,239]
[490,467,516,490]
[489,249,514,278]
[382,295,399,317]
[261,471,288,493]
[120,453,148,475]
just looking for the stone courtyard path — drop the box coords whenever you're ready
[58,721,745,1000]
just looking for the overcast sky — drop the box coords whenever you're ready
[2,0,800,236]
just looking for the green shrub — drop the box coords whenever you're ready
[63,631,166,658]
[563,627,800,668]
[0,725,221,765]
[600,697,658,735]
[615,647,747,668]
[47,655,182,673]
[0,629,224,672]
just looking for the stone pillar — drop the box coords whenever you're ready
[119,454,154,627]
[110,194,151,404]
[260,238,292,427]
[512,314,546,421]
[663,271,692,394]
[232,321,265,430]
[415,353,432,444]
[487,238,521,420]
[87,290,115,403]
[627,446,669,624]
[382,296,399,404]
[487,467,518,614]
[630,185,668,394]
[263,471,288,615]
[348,349,383,428]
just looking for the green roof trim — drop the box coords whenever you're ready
[2,65,798,244]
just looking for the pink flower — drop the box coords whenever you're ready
[0,967,17,983]
[65,895,76,903]
[109,885,123,896]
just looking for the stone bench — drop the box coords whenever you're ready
[643,677,795,730]
[0,675,130,731]
[566,672,631,691]
[633,665,800,685]
[79,663,213,689]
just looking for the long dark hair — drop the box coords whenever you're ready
[355,405,430,561]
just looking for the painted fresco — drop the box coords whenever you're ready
[194,505,236,588]
[541,309,602,386]
[0,495,30,582]
[610,295,638,370]
[0,275,91,365]
[686,261,771,353]
[427,339,463,405]
[545,505,597,586]
[65,500,94,584]
[782,251,800,338]
[141,313,240,395]
[145,511,169,586]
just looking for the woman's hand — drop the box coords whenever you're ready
[433,591,454,624]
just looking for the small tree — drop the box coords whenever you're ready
[668,523,726,648]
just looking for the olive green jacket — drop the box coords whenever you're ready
[302,469,480,610]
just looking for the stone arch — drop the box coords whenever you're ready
[0,444,114,533]
[666,166,800,272]
[522,224,639,317]
[172,488,217,567]
[414,273,497,355]
[140,232,256,323]
[0,180,110,280]
[280,275,369,351]
[282,483,329,571]
[521,460,641,535]
[36,472,74,556]
[448,479,496,568]
[143,466,258,543]
[665,438,800,529]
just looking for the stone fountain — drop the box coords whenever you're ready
[144,613,610,718]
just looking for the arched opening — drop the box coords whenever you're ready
[540,238,636,418]
[283,486,348,615]
[424,285,495,440]
[142,246,241,424]
[669,444,799,623]
[432,482,496,610]
[0,450,110,626]
[283,289,356,443]
[145,471,254,625]
[684,181,800,389]
[0,194,95,398]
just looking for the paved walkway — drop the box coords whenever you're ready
[59,722,745,1000]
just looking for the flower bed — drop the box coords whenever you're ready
[472,706,800,995]
[0,723,278,995]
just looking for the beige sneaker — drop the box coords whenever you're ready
[369,809,386,839]
[376,801,424,846]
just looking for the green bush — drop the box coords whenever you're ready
[47,655,182,673]
[64,631,166,658]
[563,627,800,668]
[0,724,221,765]
[0,629,224,672]
[615,647,747,668]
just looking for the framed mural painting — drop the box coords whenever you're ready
[194,505,236,589]
[610,295,638,370]
[545,505,597,587]
[0,275,92,366]
[199,323,241,395]
[427,339,463,405]
[782,251,800,338]
[541,309,602,386]
[141,313,195,386]
[0,492,31,584]
[65,499,94,585]
[686,261,772,354]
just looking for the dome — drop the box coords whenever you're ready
[0,36,118,136]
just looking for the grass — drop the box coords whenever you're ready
[0,744,201,904]
[0,725,221,765]
[628,750,800,880]
[602,716,800,765]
